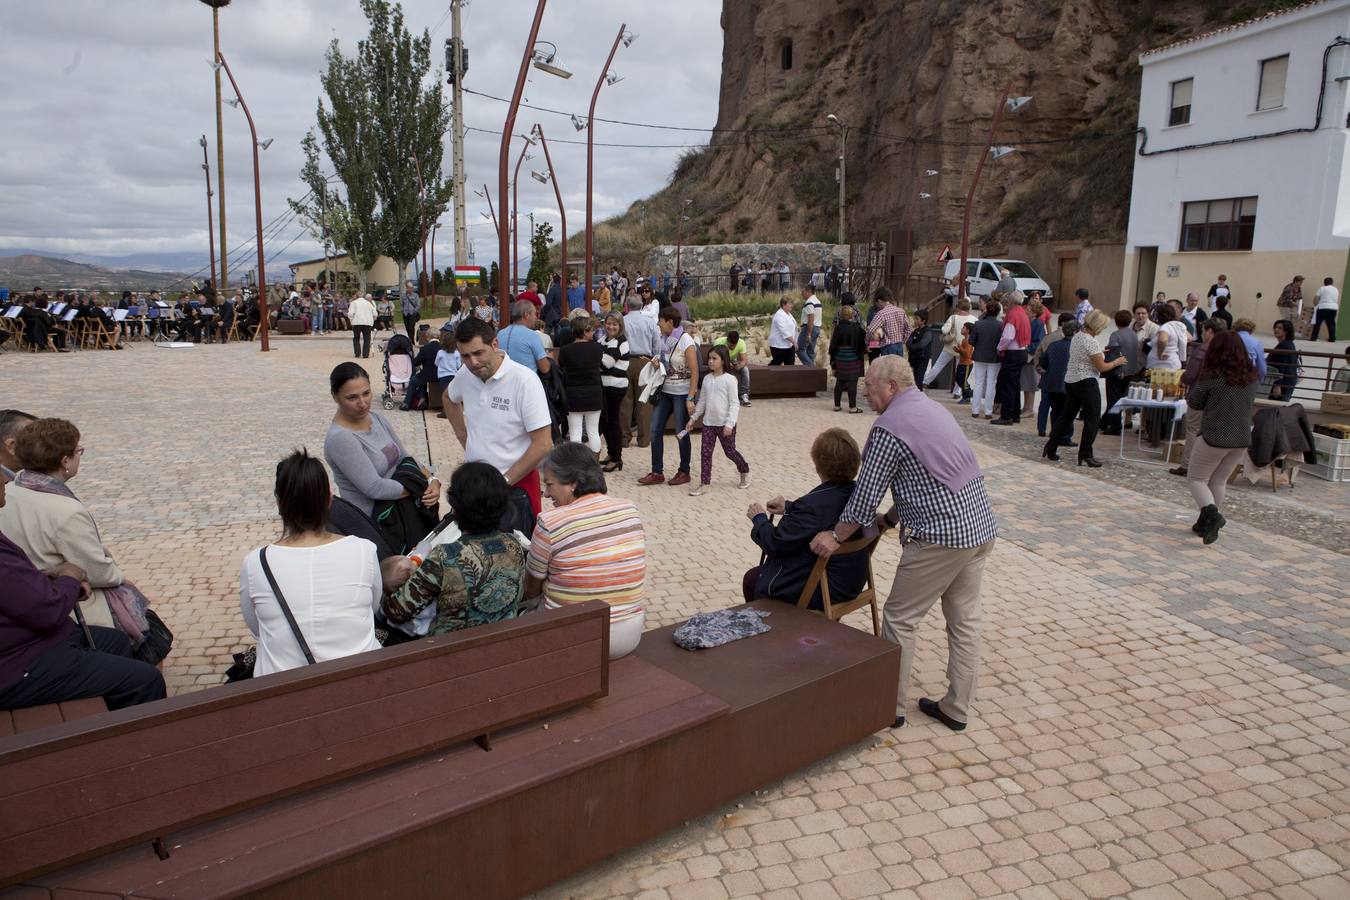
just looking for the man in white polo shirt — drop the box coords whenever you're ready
[445,317,553,514]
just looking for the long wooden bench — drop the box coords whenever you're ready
[0,601,611,889]
[0,698,106,738]
[8,601,897,899]
[275,319,308,335]
[747,362,828,397]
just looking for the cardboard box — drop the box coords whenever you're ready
[1322,391,1350,415]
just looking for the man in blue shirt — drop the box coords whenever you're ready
[566,275,586,313]
[622,295,660,448]
[1232,318,1268,381]
[496,301,551,374]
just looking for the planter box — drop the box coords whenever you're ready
[1321,391,1350,416]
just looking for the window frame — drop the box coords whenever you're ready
[1178,196,1258,252]
[1256,54,1289,111]
[1168,77,1193,127]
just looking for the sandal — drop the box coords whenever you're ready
[849,407,863,414]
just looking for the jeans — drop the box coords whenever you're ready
[0,626,166,711]
[797,325,821,365]
[650,392,691,475]
[1311,309,1337,342]
[735,366,751,400]
[312,309,326,332]
[878,342,905,358]
[970,362,999,416]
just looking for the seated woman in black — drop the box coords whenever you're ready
[742,427,869,608]
[0,477,165,711]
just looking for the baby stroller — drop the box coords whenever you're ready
[381,332,415,409]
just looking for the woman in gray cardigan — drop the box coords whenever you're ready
[324,362,441,516]
[1185,331,1258,544]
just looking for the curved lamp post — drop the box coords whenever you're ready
[957,93,1030,300]
[217,51,269,351]
[532,124,568,313]
[510,135,535,291]
[582,24,632,311]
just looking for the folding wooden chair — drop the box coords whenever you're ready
[794,531,883,635]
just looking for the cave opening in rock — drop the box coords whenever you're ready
[779,38,793,71]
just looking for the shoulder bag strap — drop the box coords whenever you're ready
[259,546,317,665]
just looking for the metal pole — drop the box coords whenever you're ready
[450,0,468,268]
[837,126,847,245]
[411,153,427,295]
[957,90,1010,301]
[498,0,549,326]
[483,182,498,236]
[212,4,228,294]
[584,23,626,313]
[430,222,438,301]
[200,136,217,292]
[217,51,268,352]
[534,126,567,315]
[511,139,531,293]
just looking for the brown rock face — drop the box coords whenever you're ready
[611,0,1283,272]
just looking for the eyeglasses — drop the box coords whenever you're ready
[74,447,85,456]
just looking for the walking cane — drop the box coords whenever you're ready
[72,596,96,648]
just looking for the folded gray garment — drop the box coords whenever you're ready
[672,607,772,650]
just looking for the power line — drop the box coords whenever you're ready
[464,125,704,149]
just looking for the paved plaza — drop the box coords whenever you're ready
[3,333,1349,900]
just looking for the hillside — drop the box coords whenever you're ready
[0,254,192,292]
[583,0,1310,270]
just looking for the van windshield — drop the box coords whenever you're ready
[994,261,1042,279]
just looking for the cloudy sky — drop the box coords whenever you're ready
[0,0,723,278]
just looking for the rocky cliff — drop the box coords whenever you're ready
[589,0,1308,272]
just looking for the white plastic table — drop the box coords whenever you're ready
[1109,397,1187,466]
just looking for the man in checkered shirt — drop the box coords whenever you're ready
[867,286,911,357]
[811,356,997,732]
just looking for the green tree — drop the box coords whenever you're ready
[525,222,554,291]
[357,0,452,290]
[488,261,499,294]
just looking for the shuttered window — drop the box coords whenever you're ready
[1169,78,1193,126]
[1257,55,1288,110]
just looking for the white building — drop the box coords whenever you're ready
[1121,0,1350,329]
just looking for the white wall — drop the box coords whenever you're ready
[1127,1,1350,253]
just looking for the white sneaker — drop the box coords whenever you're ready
[739,472,751,489]
[688,484,707,496]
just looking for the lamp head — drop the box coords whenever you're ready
[257,138,274,150]
[226,97,240,108]
[199,135,207,149]
[532,171,549,184]
[621,31,638,48]
[918,192,932,200]
[571,114,588,132]
[605,72,624,86]
[1006,96,1032,112]
[924,169,939,176]
[989,146,1016,159]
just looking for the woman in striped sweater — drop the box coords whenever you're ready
[599,313,630,473]
[527,443,647,659]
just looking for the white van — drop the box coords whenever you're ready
[942,258,1053,303]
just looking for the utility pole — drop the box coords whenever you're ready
[200,0,232,293]
[827,114,847,246]
[448,0,469,267]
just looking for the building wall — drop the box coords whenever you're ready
[1122,0,1350,333]
[290,256,400,291]
[1005,242,1125,310]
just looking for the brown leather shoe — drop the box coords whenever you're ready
[1169,466,1187,476]
[668,471,691,486]
[637,472,665,486]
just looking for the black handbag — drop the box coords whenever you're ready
[132,608,174,666]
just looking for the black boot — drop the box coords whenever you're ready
[1199,504,1226,544]
[1191,507,1210,534]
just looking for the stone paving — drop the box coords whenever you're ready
[2,333,1348,899]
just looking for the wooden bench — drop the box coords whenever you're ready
[275,319,308,335]
[9,603,896,899]
[0,601,611,889]
[747,362,828,397]
[0,698,106,738]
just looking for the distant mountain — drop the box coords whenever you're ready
[0,254,193,292]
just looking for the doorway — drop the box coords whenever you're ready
[1135,247,1158,308]
[1058,256,1079,304]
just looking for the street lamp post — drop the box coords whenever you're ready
[199,0,231,294]
[430,221,439,301]
[511,135,535,292]
[533,125,568,312]
[675,198,692,281]
[409,152,428,295]
[827,114,847,245]
[957,91,1030,300]
[216,51,269,351]
[199,135,218,293]
[497,0,551,326]
[583,24,631,312]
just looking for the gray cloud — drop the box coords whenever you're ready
[0,0,722,276]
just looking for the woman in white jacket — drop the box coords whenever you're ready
[922,298,979,397]
[680,345,751,496]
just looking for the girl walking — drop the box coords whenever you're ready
[680,346,750,496]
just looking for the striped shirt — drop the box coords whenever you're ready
[526,493,646,621]
[840,428,998,548]
[602,336,630,390]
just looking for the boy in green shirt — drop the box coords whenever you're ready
[713,330,751,407]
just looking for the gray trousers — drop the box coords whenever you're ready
[882,537,995,724]
[1181,407,1204,468]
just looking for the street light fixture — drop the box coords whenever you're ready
[957,91,1031,300]
[621,31,638,48]
[571,114,587,132]
[225,97,239,108]
[605,72,623,86]
[257,138,273,150]
[530,41,572,79]
[531,170,549,184]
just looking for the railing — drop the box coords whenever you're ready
[616,268,884,298]
[1261,348,1348,410]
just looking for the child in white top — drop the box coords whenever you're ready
[679,346,751,496]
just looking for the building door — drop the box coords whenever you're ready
[1135,247,1158,308]
[1058,256,1079,303]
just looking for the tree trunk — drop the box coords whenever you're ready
[356,269,369,294]
[397,260,410,293]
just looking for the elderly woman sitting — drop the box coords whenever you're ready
[382,461,527,636]
[0,418,172,664]
[526,443,646,659]
[743,428,869,609]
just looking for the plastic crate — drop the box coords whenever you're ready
[1304,460,1350,482]
[1313,433,1350,468]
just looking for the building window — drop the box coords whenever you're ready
[1257,54,1288,110]
[779,39,793,71]
[1169,78,1193,126]
[1180,197,1258,251]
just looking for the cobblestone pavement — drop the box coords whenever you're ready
[3,335,1348,899]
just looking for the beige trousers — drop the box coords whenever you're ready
[882,537,995,724]
[623,356,653,447]
[1181,407,1204,467]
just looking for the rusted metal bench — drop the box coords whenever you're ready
[0,601,611,890]
[5,602,897,899]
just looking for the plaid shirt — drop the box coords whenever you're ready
[870,304,911,347]
[840,428,998,548]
